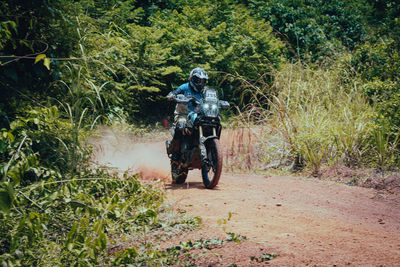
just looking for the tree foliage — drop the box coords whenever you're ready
[245,0,369,60]
[72,0,286,120]
[2,0,397,122]
[0,0,81,122]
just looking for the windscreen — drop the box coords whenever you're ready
[204,89,218,102]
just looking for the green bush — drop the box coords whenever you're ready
[352,39,400,81]
[350,39,400,148]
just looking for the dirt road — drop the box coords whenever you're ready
[167,171,400,266]
[92,132,400,266]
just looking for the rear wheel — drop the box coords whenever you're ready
[171,161,188,184]
[201,139,223,189]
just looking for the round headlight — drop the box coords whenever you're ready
[211,104,217,110]
[204,103,210,109]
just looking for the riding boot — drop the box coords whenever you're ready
[167,127,182,162]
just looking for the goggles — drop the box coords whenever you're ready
[192,76,207,86]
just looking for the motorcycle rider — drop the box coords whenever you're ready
[166,67,209,161]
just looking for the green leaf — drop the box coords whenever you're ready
[34,54,46,64]
[43,57,50,70]
[160,66,182,76]
[29,211,40,219]
[0,183,14,213]
[128,85,160,92]
[99,232,107,250]
[0,190,11,212]
[7,132,15,143]
[19,39,30,48]
[9,21,17,33]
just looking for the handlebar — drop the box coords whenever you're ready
[174,94,191,103]
[173,94,201,105]
[167,93,230,108]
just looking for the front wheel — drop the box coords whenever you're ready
[201,139,223,189]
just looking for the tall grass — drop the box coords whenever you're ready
[235,60,383,175]
[370,126,400,172]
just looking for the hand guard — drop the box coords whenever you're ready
[166,92,176,102]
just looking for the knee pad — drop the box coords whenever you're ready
[174,117,188,135]
[175,117,186,130]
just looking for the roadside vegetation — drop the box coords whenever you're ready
[1,0,399,265]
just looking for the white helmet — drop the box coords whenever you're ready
[189,67,208,92]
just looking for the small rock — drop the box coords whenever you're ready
[279,233,295,237]
[276,203,282,206]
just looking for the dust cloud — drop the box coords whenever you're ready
[90,127,171,181]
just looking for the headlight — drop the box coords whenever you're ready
[202,102,219,118]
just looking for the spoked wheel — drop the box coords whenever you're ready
[201,139,223,189]
[171,161,188,184]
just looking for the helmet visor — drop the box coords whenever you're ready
[192,76,207,87]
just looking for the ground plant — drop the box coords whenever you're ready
[0,171,205,266]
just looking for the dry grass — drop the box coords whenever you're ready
[220,125,289,173]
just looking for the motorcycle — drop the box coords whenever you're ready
[166,88,230,189]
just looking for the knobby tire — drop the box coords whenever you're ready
[202,139,223,189]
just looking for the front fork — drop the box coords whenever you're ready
[199,126,217,162]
